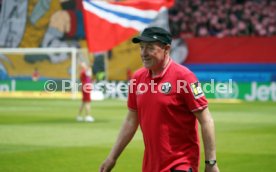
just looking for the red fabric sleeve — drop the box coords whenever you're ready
[181,72,208,112]
[127,79,137,111]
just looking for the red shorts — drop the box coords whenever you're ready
[82,91,91,102]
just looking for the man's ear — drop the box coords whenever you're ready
[164,45,171,55]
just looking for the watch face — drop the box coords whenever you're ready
[205,160,216,165]
[209,160,216,165]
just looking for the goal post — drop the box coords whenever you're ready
[0,47,78,99]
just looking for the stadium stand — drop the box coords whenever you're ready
[168,0,276,83]
[169,0,276,38]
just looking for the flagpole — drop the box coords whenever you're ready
[104,51,109,81]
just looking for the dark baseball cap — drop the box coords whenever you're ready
[132,27,172,45]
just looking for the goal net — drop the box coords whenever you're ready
[0,47,91,99]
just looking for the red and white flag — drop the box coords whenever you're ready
[82,0,174,53]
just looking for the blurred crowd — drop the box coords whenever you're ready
[169,0,276,38]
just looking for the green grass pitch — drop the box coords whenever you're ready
[0,98,275,172]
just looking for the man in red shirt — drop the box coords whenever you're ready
[99,27,220,172]
[76,62,95,122]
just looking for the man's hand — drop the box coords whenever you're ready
[205,164,220,172]
[99,157,116,172]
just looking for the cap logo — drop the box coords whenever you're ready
[153,35,158,39]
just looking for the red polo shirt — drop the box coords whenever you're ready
[80,69,92,102]
[128,60,208,172]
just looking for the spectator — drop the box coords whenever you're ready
[32,67,40,81]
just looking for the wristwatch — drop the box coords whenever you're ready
[205,160,217,166]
